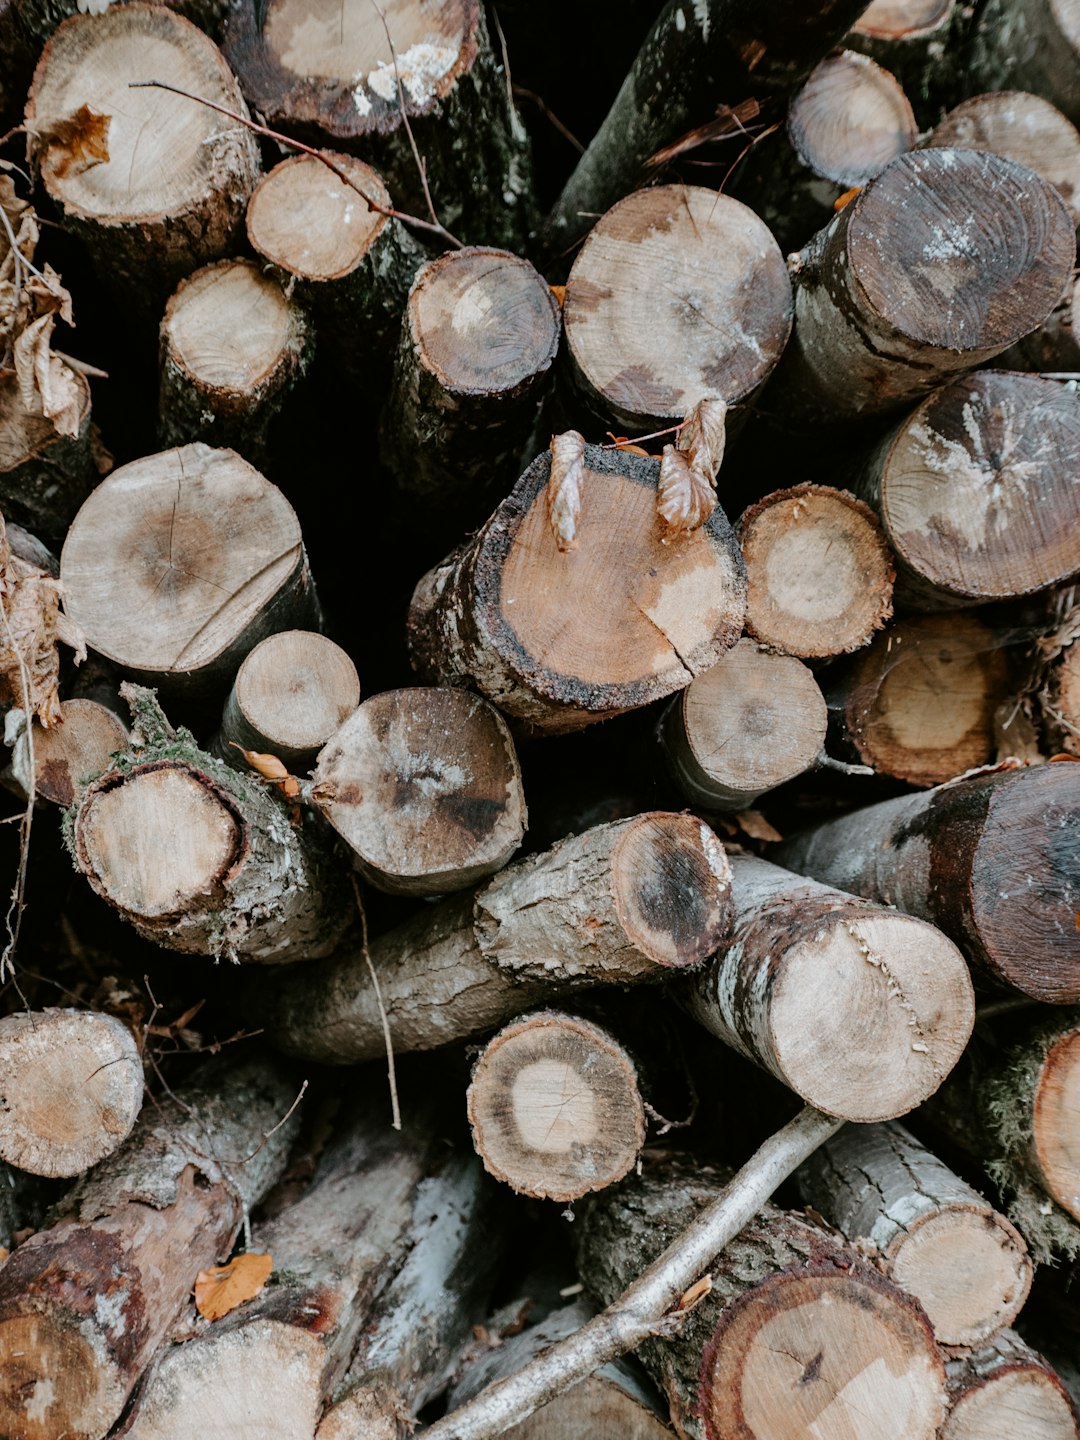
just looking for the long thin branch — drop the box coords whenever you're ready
[420,1105,844,1440]
[127,81,463,249]
[369,0,441,234]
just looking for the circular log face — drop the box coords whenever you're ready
[61,444,304,676]
[165,261,294,393]
[703,1265,944,1440]
[467,1012,645,1201]
[1033,1028,1080,1220]
[29,4,253,223]
[610,813,733,968]
[564,185,792,427]
[942,1367,1079,1440]
[853,0,953,37]
[247,154,390,281]
[233,630,360,755]
[408,248,560,396]
[28,698,129,806]
[0,1313,106,1440]
[789,51,916,186]
[880,372,1080,601]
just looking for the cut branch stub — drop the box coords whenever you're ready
[26,3,261,304]
[311,686,525,896]
[407,444,746,735]
[562,185,792,434]
[941,1331,1080,1440]
[0,367,94,545]
[60,443,318,704]
[850,371,1080,608]
[0,1007,143,1178]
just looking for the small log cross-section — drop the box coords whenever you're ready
[775,763,1080,1002]
[61,443,319,705]
[70,686,353,962]
[737,483,895,658]
[311,686,525,896]
[941,1331,1080,1440]
[798,1120,1032,1347]
[577,1153,947,1440]
[408,444,746,735]
[680,855,975,1122]
[158,258,312,462]
[769,147,1075,424]
[0,367,95,545]
[255,812,733,1063]
[0,1007,143,1178]
[562,185,792,434]
[381,246,561,515]
[0,1052,301,1440]
[4,696,129,807]
[26,3,261,303]
[846,0,958,118]
[466,1010,646,1202]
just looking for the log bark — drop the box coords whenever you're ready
[1044,635,1080,756]
[26,4,261,308]
[212,629,359,777]
[158,258,312,463]
[223,0,533,249]
[60,442,319,706]
[119,1102,496,1440]
[680,854,975,1122]
[848,371,1080,608]
[824,612,1013,786]
[466,1010,646,1202]
[774,762,1080,1001]
[309,686,525,896]
[254,812,734,1064]
[577,1152,946,1440]
[732,49,917,255]
[380,246,560,518]
[845,0,959,121]
[407,444,746,735]
[0,368,95,546]
[766,148,1075,426]
[797,1119,1032,1347]
[561,185,792,434]
[657,638,828,811]
[69,684,353,963]
[3,697,129,807]
[996,276,1080,373]
[967,0,1080,129]
[941,1331,1080,1440]
[0,1050,301,1440]
[736,483,894,658]
[546,0,875,250]
[0,1007,143,1178]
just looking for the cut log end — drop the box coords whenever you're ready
[0,1311,112,1440]
[1032,1027,1080,1223]
[789,50,917,186]
[467,1012,645,1202]
[853,0,954,40]
[246,153,391,282]
[943,1335,1080,1440]
[10,698,129,807]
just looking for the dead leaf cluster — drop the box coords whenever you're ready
[0,510,86,728]
[658,397,727,541]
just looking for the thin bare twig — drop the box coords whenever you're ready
[127,81,463,248]
[512,87,585,154]
[352,874,401,1130]
[368,0,441,235]
[0,611,35,984]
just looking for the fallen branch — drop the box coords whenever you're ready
[420,1105,843,1440]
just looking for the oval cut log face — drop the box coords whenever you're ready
[789,51,916,187]
[168,262,294,392]
[247,155,390,281]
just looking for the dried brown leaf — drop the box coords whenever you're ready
[734,809,783,843]
[0,514,85,726]
[31,105,111,179]
[549,284,566,307]
[13,313,83,437]
[648,98,762,169]
[548,430,585,553]
[678,398,727,482]
[230,743,301,798]
[657,444,714,540]
[194,1251,273,1321]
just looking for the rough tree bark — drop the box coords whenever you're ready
[0,368,95,546]
[797,1119,1032,1347]
[408,444,746,735]
[967,0,1080,128]
[941,1330,1080,1440]
[0,1051,301,1440]
[254,812,733,1063]
[774,762,1080,1002]
[3,697,129,807]
[680,854,975,1122]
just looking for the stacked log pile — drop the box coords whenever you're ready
[1,1,1080,1438]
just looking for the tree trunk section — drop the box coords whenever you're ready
[70,684,353,963]
[310,686,525,896]
[158,258,312,464]
[380,246,560,521]
[254,812,734,1063]
[0,1007,143,1178]
[3,697,129,807]
[0,1051,300,1440]
[466,1010,646,1202]
[680,854,974,1122]
[845,0,959,122]
[60,442,319,707]
[657,638,828,810]
[774,762,1080,1001]
[967,0,1080,129]
[223,0,533,249]
[26,4,261,309]
[212,629,359,777]
[577,1152,946,1440]
[797,1119,1032,1347]
[736,483,894,658]
[0,368,94,546]
[407,443,746,735]
[561,185,792,434]
[941,1331,1080,1440]
[766,148,1075,426]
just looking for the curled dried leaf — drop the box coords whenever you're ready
[678,398,727,482]
[657,444,715,540]
[194,1251,273,1321]
[549,284,566,307]
[13,312,83,438]
[230,743,301,798]
[30,105,111,179]
[548,430,585,553]
[834,185,861,212]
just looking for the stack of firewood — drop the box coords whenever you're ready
[0,0,1080,1436]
